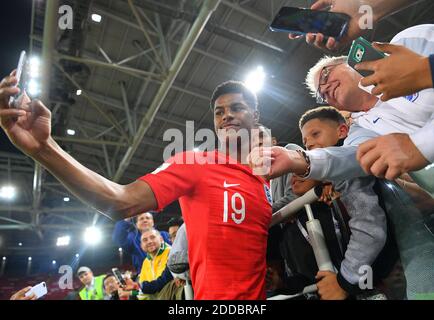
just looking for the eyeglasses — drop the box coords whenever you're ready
[315,64,339,104]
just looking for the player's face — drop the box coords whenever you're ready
[213,93,258,139]
[141,230,162,255]
[291,175,321,196]
[301,119,348,150]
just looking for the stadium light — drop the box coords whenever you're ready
[83,226,102,245]
[75,253,80,258]
[63,197,70,202]
[118,247,123,252]
[18,242,23,247]
[91,14,102,23]
[0,186,16,200]
[67,129,76,136]
[2,257,6,261]
[27,79,40,96]
[425,163,434,170]
[76,89,82,96]
[28,56,41,76]
[23,56,42,98]
[52,260,56,265]
[244,66,265,93]
[56,235,70,247]
[28,257,32,261]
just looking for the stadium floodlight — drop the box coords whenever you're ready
[83,226,102,245]
[63,197,70,202]
[27,79,40,96]
[91,14,102,23]
[75,253,80,258]
[28,56,41,76]
[244,66,265,93]
[56,235,70,247]
[425,163,434,170]
[0,186,16,200]
[28,257,32,261]
[118,247,123,252]
[18,242,23,246]
[2,257,6,261]
[52,260,56,265]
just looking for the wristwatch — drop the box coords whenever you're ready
[295,149,311,178]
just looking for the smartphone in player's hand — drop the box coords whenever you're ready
[25,282,48,299]
[348,37,386,77]
[269,7,350,41]
[9,50,28,108]
[112,268,127,287]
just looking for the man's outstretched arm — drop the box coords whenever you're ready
[0,72,156,220]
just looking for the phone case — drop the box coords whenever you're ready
[112,268,126,285]
[25,282,47,299]
[9,51,27,108]
[348,37,386,77]
[269,7,350,40]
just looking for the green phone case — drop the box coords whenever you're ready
[348,37,386,77]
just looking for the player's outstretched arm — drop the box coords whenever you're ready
[0,71,156,220]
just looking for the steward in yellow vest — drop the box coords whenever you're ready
[77,266,106,300]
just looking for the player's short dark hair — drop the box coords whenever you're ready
[210,81,258,111]
[299,106,346,130]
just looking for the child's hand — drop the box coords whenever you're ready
[319,183,340,206]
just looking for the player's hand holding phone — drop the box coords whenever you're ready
[0,52,52,157]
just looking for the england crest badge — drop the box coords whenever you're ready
[264,184,272,205]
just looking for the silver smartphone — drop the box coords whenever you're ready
[9,50,27,108]
[25,282,48,299]
[112,268,126,287]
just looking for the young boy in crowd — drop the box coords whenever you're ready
[270,106,401,300]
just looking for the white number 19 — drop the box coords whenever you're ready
[223,191,246,224]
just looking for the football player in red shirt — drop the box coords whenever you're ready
[0,76,272,299]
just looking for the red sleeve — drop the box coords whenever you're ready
[138,152,202,211]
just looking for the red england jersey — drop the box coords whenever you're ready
[139,151,272,299]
